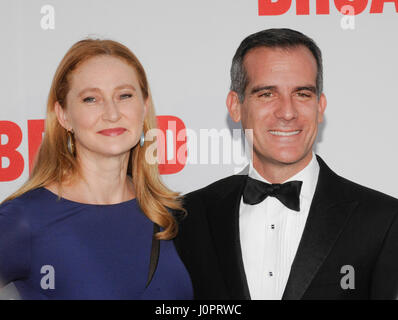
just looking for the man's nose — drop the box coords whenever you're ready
[102,99,122,122]
[274,95,298,121]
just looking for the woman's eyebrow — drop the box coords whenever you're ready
[78,87,101,97]
[114,84,137,91]
[78,84,137,97]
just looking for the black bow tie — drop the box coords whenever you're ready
[243,176,303,211]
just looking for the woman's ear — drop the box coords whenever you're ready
[54,101,72,131]
[143,98,149,119]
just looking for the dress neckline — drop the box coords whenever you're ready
[41,187,137,207]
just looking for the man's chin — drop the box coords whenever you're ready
[256,149,312,167]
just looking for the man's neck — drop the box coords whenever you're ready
[252,152,314,184]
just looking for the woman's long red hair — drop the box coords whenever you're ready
[2,39,185,240]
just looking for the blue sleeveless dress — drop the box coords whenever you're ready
[0,187,193,299]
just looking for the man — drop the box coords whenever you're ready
[174,28,398,300]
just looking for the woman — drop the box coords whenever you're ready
[0,39,193,299]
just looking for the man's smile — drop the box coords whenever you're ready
[268,130,302,137]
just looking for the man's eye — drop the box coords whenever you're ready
[120,94,133,100]
[83,97,96,103]
[297,92,311,98]
[259,92,272,98]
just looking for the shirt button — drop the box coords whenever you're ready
[269,271,273,277]
[271,224,275,230]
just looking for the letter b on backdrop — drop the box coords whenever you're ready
[0,121,24,182]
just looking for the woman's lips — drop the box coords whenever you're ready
[97,127,126,136]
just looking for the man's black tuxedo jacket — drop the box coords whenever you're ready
[174,156,398,299]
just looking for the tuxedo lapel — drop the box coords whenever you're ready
[282,156,359,300]
[206,175,251,300]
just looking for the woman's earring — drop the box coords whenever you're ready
[140,131,145,147]
[67,129,75,156]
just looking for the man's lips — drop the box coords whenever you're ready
[97,127,127,136]
[268,130,302,137]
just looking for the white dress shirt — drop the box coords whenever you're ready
[239,153,320,300]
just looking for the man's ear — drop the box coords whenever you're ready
[226,91,242,123]
[54,101,72,131]
[317,93,327,123]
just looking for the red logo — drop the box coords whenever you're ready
[0,121,24,182]
[157,115,187,175]
[0,116,187,182]
[258,0,398,15]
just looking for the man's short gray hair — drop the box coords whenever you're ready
[230,28,323,102]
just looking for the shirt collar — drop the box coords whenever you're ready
[248,152,319,201]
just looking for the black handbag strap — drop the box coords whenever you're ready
[146,223,160,288]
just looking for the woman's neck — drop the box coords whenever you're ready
[48,150,135,205]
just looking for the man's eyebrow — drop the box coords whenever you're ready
[249,85,317,95]
[250,85,276,95]
[294,86,317,93]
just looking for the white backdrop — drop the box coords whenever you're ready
[1,0,398,201]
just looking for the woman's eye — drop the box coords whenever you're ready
[120,94,133,100]
[83,96,96,103]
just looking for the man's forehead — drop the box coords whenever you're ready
[243,46,317,85]
[270,60,290,72]
[244,45,316,69]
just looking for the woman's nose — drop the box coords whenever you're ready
[102,99,122,122]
